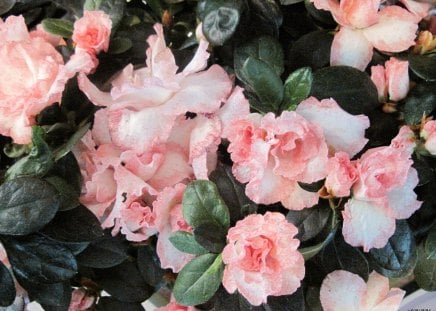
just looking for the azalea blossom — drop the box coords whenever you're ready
[222,212,305,306]
[325,151,358,197]
[320,270,405,311]
[311,0,423,70]
[421,120,436,155]
[68,288,95,311]
[371,57,409,102]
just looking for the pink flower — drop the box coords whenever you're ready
[421,120,436,155]
[325,152,358,197]
[311,0,420,70]
[0,15,95,144]
[371,57,409,102]
[222,212,305,306]
[320,270,405,311]
[153,184,195,273]
[120,200,158,242]
[296,97,369,157]
[227,111,328,210]
[391,125,416,154]
[72,10,112,54]
[68,288,95,311]
[342,140,421,251]
[78,23,232,154]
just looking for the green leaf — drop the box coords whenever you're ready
[0,0,15,15]
[84,0,103,10]
[108,37,133,54]
[310,66,379,115]
[199,0,243,46]
[425,224,436,259]
[0,261,16,307]
[299,227,336,261]
[182,180,230,230]
[304,0,335,25]
[409,53,436,81]
[415,243,436,291]
[194,222,227,253]
[0,177,60,235]
[49,152,82,194]
[280,0,303,4]
[247,0,283,38]
[6,126,54,180]
[137,245,166,287]
[3,143,31,159]
[45,176,80,211]
[41,18,74,38]
[14,277,71,307]
[305,286,322,311]
[98,0,126,29]
[264,288,304,311]
[173,253,224,306]
[169,231,209,255]
[283,67,313,111]
[40,205,104,243]
[237,57,284,113]
[2,235,77,284]
[53,123,90,161]
[286,201,330,242]
[367,220,417,278]
[404,82,436,125]
[235,36,284,76]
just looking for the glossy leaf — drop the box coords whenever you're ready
[53,123,90,161]
[299,228,336,261]
[0,177,60,235]
[2,235,77,284]
[41,18,74,38]
[0,0,15,15]
[414,243,436,291]
[182,180,230,230]
[367,220,417,278]
[137,245,166,287]
[44,176,80,211]
[169,231,209,255]
[283,67,313,111]
[0,261,15,307]
[108,37,133,54]
[194,222,227,254]
[409,53,436,82]
[404,82,436,125]
[173,253,224,306]
[246,0,282,38]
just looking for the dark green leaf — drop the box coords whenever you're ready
[238,57,284,113]
[6,126,54,180]
[0,177,60,235]
[316,232,369,280]
[425,224,436,260]
[169,231,209,255]
[45,176,80,211]
[94,260,153,303]
[84,0,103,10]
[412,154,435,186]
[404,82,436,125]
[298,179,325,193]
[183,180,230,230]
[265,287,304,311]
[305,286,322,311]
[414,243,436,291]
[199,0,243,46]
[286,202,330,242]
[51,0,84,17]
[367,220,417,278]
[246,0,282,38]
[287,30,333,71]
[96,297,145,311]
[108,37,133,54]
[53,123,90,161]
[0,262,15,307]
[310,66,379,115]
[41,18,74,38]
[281,0,303,3]
[409,53,436,81]
[49,152,82,194]
[2,235,77,283]
[283,67,313,111]
[173,253,224,306]
[194,222,226,253]
[97,0,126,29]
[3,143,31,159]
[76,234,129,268]
[40,205,104,243]
[304,0,335,25]
[235,36,284,76]
[299,227,336,261]
[209,163,257,225]
[0,0,15,15]
[137,245,166,287]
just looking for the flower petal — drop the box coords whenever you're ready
[340,0,380,28]
[364,271,405,310]
[370,65,387,102]
[385,57,409,102]
[342,198,396,252]
[362,6,418,52]
[331,27,373,70]
[182,39,210,75]
[398,0,430,22]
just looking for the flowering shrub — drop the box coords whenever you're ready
[0,0,435,310]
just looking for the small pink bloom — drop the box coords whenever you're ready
[312,0,419,70]
[296,97,369,157]
[222,212,305,306]
[371,57,409,102]
[68,288,95,311]
[325,152,358,197]
[72,10,112,54]
[421,120,436,155]
[320,270,405,311]
[391,125,416,154]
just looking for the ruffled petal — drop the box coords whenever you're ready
[398,0,431,22]
[182,39,210,75]
[342,198,396,252]
[218,86,250,139]
[331,27,373,70]
[320,270,366,311]
[362,6,418,52]
[296,97,370,157]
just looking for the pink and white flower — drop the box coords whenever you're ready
[311,0,423,70]
[222,212,305,306]
[320,270,405,311]
[421,120,436,155]
[325,152,358,197]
